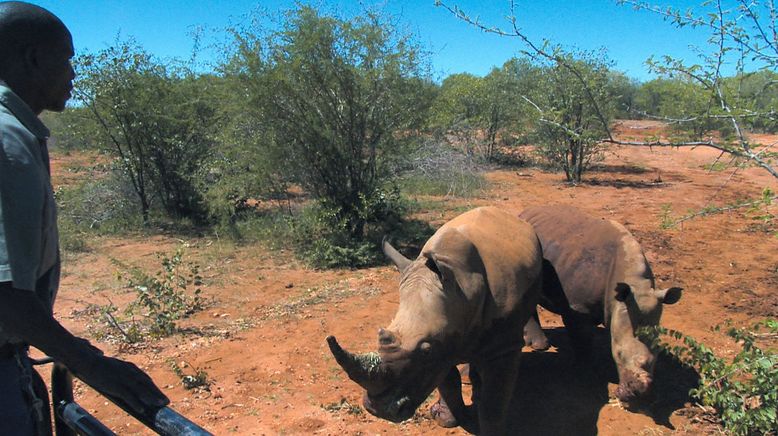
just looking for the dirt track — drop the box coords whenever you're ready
[46,120,776,434]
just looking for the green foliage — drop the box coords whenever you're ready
[220,184,435,269]
[286,187,409,268]
[641,320,778,435]
[398,173,485,197]
[428,73,485,131]
[74,40,218,224]
[427,59,539,161]
[746,187,776,233]
[223,6,430,243]
[113,248,204,338]
[634,78,728,139]
[167,359,210,391]
[658,203,675,230]
[41,107,101,151]
[521,52,617,183]
[606,70,640,119]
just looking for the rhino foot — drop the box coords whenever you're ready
[430,400,458,428]
[523,312,551,351]
[525,334,550,351]
[431,401,480,432]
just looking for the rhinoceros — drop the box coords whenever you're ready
[326,206,543,435]
[518,205,682,404]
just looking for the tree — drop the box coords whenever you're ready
[428,73,485,155]
[437,0,778,184]
[619,0,778,180]
[428,65,527,161]
[522,54,618,182]
[606,70,640,119]
[74,41,218,224]
[224,6,430,240]
[635,78,726,139]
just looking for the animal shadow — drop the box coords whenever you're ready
[503,327,699,435]
[504,328,607,436]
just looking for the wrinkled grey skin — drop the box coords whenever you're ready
[519,205,682,405]
[327,207,543,435]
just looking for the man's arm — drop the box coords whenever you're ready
[0,282,169,414]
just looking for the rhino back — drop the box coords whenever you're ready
[519,205,632,322]
[423,207,542,321]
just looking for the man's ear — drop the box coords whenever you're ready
[21,45,43,74]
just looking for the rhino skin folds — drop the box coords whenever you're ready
[327,206,543,435]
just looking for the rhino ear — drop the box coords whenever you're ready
[382,237,412,273]
[657,287,683,305]
[614,283,631,302]
[422,227,487,297]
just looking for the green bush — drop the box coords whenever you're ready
[285,187,409,268]
[218,185,437,269]
[113,248,204,338]
[641,320,778,435]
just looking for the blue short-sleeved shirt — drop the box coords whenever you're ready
[0,81,60,343]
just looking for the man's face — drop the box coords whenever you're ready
[35,29,75,113]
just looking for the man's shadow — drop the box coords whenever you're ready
[501,327,699,436]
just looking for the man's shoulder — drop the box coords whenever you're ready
[0,105,38,166]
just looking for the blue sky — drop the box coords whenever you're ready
[33,0,716,82]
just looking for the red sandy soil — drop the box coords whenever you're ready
[43,120,776,435]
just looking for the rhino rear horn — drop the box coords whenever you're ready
[382,237,411,272]
[326,336,387,393]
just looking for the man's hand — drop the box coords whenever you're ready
[0,284,169,414]
[73,354,170,415]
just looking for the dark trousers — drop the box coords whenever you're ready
[0,346,50,436]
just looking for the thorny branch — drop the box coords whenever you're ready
[672,194,777,225]
[436,0,778,181]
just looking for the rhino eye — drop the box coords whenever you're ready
[424,258,441,277]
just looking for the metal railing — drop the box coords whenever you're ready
[34,358,212,436]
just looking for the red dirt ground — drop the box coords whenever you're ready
[43,120,776,435]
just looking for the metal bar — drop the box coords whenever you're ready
[48,361,213,435]
[51,363,77,436]
[101,393,214,436]
[57,402,116,436]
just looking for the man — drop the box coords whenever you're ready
[0,2,169,433]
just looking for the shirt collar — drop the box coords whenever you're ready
[0,80,50,141]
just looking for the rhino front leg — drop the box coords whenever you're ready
[523,308,550,351]
[476,350,521,436]
[431,366,475,429]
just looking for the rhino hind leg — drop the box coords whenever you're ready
[523,309,550,351]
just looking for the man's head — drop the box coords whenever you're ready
[0,1,74,114]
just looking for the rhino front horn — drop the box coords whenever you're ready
[326,336,387,393]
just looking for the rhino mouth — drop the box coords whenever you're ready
[615,370,653,405]
[363,390,416,423]
[327,334,446,422]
